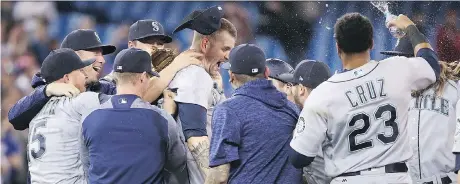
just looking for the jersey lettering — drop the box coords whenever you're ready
[348,104,399,152]
[411,95,449,116]
[345,78,387,108]
[29,121,47,159]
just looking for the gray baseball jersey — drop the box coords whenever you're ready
[168,65,214,184]
[207,82,226,140]
[28,92,100,184]
[407,80,459,183]
[290,57,436,178]
[454,97,460,153]
[303,150,331,184]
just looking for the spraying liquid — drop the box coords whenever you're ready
[371,1,406,38]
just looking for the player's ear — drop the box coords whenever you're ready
[264,67,270,79]
[200,37,210,53]
[63,74,70,83]
[128,41,135,48]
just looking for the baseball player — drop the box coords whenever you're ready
[27,48,99,183]
[266,58,296,102]
[282,60,332,184]
[289,13,440,184]
[208,44,302,183]
[8,29,116,130]
[8,24,199,130]
[81,48,187,184]
[382,36,459,184]
[169,5,237,184]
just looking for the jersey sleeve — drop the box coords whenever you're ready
[290,90,328,157]
[169,65,213,109]
[209,104,241,167]
[70,92,101,118]
[389,56,436,91]
[454,99,460,153]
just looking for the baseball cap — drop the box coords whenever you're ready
[280,60,331,89]
[380,36,414,57]
[173,5,224,35]
[41,48,96,83]
[113,48,159,77]
[128,19,172,43]
[61,29,116,55]
[221,44,266,76]
[266,58,294,83]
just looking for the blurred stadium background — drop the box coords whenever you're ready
[1,1,459,183]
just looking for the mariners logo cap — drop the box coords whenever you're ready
[173,5,225,35]
[221,44,266,76]
[113,48,159,77]
[128,19,172,43]
[280,60,331,89]
[61,29,116,55]
[41,48,96,83]
[266,58,294,83]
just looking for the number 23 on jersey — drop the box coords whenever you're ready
[348,104,399,152]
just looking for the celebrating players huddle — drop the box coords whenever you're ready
[6,5,460,184]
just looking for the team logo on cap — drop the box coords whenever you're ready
[252,68,258,73]
[152,22,159,32]
[217,6,222,11]
[94,32,101,42]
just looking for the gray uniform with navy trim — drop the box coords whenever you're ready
[28,92,100,184]
[407,80,459,184]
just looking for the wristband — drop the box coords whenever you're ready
[406,25,427,49]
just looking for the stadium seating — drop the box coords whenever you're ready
[47,2,452,72]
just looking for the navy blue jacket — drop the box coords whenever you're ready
[82,94,187,184]
[209,79,302,184]
[7,74,116,130]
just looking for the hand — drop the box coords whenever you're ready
[168,50,204,71]
[45,82,80,98]
[386,14,416,30]
[163,89,177,115]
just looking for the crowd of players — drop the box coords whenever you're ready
[4,4,460,184]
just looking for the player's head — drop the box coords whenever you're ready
[266,58,295,100]
[128,19,172,53]
[112,48,159,97]
[222,44,268,89]
[334,13,374,59]
[41,48,96,92]
[61,29,116,84]
[282,60,331,108]
[174,6,237,77]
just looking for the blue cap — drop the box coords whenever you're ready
[128,19,172,43]
[266,58,294,83]
[113,48,159,77]
[279,60,331,89]
[173,5,225,35]
[61,29,116,55]
[221,44,266,76]
[41,48,96,83]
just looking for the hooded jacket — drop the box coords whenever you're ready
[209,79,302,184]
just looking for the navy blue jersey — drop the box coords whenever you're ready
[82,94,187,184]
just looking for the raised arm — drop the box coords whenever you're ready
[143,51,203,103]
[387,14,440,78]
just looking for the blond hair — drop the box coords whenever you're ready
[192,18,237,47]
[112,72,142,85]
[412,60,460,97]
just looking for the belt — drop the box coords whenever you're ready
[424,176,452,184]
[337,162,408,177]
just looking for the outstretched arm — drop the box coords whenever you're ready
[143,51,203,103]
